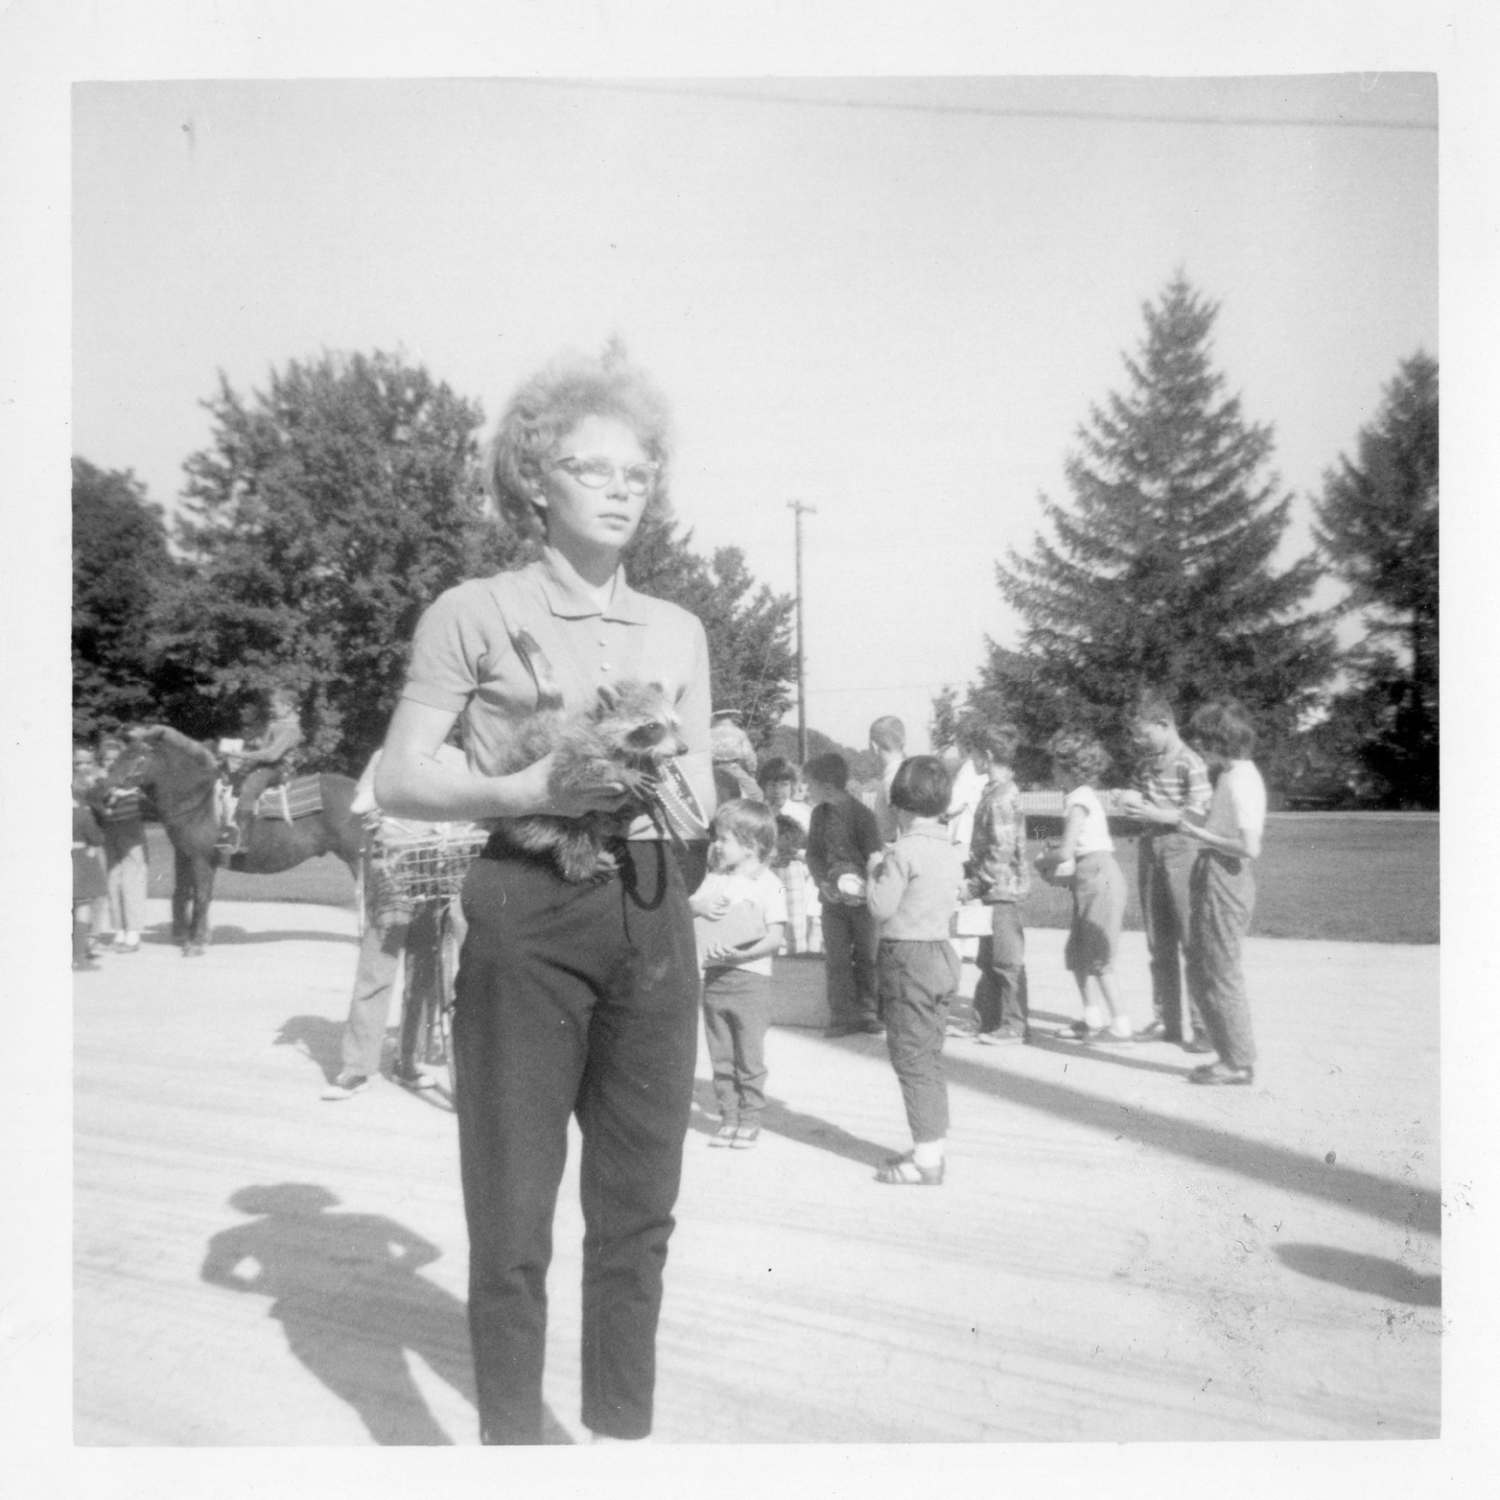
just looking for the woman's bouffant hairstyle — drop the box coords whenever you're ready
[713,797,778,862]
[485,345,673,543]
[1047,728,1112,786]
[1188,698,1258,760]
[889,755,953,819]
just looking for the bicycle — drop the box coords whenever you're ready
[371,823,491,1100]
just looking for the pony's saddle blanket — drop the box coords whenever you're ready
[251,773,323,823]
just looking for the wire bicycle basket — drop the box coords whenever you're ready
[373,824,492,904]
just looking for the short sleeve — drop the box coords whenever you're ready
[760,871,789,927]
[402,585,494,715]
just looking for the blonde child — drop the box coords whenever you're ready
[689,799,788,1148]
[1045,729,1133,1043]
[865,756,965,1186]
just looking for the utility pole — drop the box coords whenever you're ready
[787,499,817,764]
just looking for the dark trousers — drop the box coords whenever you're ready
[701,965,771,1122]
[452,841,699,1444]
[1187,852,1258,1069]
[878,938,961,1144]
[972,902,1028,1034]
[821,900,880,1025]
[1138,832,1207,1039]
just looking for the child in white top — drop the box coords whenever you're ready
[1046,729,1133,1043]
[689,799,788,1147]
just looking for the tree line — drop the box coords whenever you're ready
[73,276,1437,806]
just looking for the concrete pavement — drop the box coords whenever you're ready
[72,896,1440,1452]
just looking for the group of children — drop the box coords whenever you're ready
[685,691,1268,1187]
[71,733,149,970]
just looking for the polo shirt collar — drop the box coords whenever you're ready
[536,546,649,624]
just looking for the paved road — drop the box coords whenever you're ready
[72,898,1440,1452]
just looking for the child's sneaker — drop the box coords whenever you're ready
[731,1124,761,1149]
[708,1122,739,1147]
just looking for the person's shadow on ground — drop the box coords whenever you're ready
[689,1080,890,1168]
[272,1016,347,1082]
[200,1182,572,1444]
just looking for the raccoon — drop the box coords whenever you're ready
[491,678,687,882]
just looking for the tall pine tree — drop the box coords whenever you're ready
[1311,353,1438,807]
[991,273,1334,763]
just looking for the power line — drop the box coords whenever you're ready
[519,77,1436,133]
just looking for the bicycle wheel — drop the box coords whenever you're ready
[436,907,461,1096]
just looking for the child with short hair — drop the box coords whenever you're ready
[804,751,884,1037]
[1118,689,1212,1047]
[865,756,966,1186]
[758,755,813,955]
[1047,729,1133,1043]
[962,722,1031,1044]
[1172,699,1267,1087]
[689,799,788,1147]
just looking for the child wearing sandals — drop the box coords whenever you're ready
[865,756,965,1186]
[1045,729,1134,1044]
[690,799,788,1149]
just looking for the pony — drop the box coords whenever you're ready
[104,725,363,955]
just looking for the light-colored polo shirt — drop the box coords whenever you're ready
[400,548,714,839]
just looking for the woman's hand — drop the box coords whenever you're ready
[523,752,628,819]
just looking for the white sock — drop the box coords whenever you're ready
[1082,1004,1107,1030]
[912,1139,945,1169]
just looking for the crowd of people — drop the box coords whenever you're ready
[73,346,1268,1446]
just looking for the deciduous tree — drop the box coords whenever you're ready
[71,458,179,738]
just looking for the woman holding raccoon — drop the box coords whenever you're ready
[376,348,713,1445]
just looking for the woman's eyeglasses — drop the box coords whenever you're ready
[549,455,660,496]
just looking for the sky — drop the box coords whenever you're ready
[69,71,1438,752]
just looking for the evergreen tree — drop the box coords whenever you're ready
[155,351,513,766]
[1312,353,1438,807]
[992,273,1335,763]
[71,458,180,737]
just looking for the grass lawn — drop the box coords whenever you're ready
[143,812,1439,945]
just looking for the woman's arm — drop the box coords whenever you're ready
[1178,812,1260,860]
[374,699,626,823]
[1051,803,1087,876]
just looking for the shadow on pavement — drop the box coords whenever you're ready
[689,1080,888,1167]
[274,1015,348,1080]
[205,926,358,947]
[1273,1243,1441,1306]
[199,1183,574,1445]
[934,1047,1440,1236]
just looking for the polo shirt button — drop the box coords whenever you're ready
[601,662,612,672]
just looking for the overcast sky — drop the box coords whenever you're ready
[71,73,1436,750]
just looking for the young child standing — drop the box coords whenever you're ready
[804,752,884,1037]
[865,756,965,1186]
[1172,700,1267,1087]
[689,799,788,1148]
[962,722,1031,1044]
[1046,729,1133,1044]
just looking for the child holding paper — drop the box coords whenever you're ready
[689,799,788,1148]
